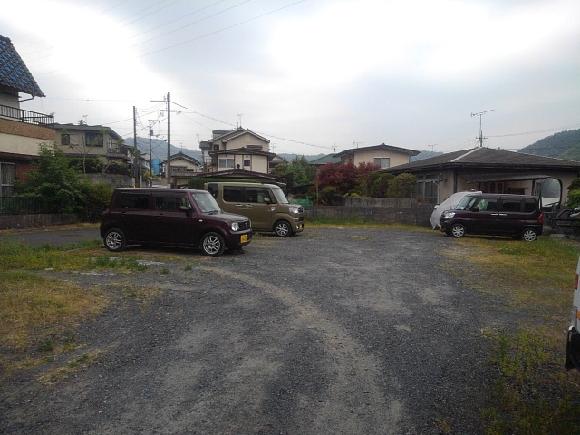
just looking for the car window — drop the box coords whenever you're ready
[523,198,538,213]
[245,188,272,204]
[155,195,188,211]
[476,198,498,211]
[191,191,220,213]
[117,193,149,209]
[501,199,523,212]
[223,187,243,202]
[457,196,477,210]
[207,183,218,198]
[271,187,289,204]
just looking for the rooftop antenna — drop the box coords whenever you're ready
[427,144,437,152]
[471,109,494,148]
[237,113,243,128]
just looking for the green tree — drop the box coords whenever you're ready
[273,156,315,192]
[387,173,417,198]
[19,145,87,213]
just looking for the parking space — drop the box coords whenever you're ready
[1,226,499,434]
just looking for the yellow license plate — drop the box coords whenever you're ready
[240,234,249,243]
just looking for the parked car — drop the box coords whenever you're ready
[439,193,543,241]
[566,257,580,370]
[206,182,305,237]
[100,188,252,256]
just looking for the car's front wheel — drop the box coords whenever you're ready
[522,228,538,242]
[274,220,292,237]
[450,223,465,238]
[200,232,225,256]
[104,228,126,252]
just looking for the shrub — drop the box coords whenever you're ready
[105,162,130,176]
[567,189,580,208]
[80,182,113,221]
[320,186,343,205]
[68,157,104,174]
[387,173,417,198]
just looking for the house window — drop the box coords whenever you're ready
[85,132,103,147]
[243,159,251,167]
[0,162,16,197]
[416,174,438,203]
[61,134,70,145]
[213,145,219,151]
[218,158,235,169]
[373,158,390,169]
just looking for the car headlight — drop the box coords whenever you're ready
[231,222,239,232]
[443,211,455,218]
[290,207,300,214]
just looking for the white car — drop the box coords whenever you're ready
[566,257,580,370]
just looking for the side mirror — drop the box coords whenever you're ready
[434,204,439,209]
[264,197,272,203]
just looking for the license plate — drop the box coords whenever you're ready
[240,234,248,243]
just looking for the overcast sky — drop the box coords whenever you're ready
[2,0,580,155]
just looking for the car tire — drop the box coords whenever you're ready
[104,228,126,252]
[522,228,538,242]
[274,220,292,237]
[450,223,465,238]
[200,232,225,256]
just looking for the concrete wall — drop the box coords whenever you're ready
[352,149,411,168]
[0,213,79,229]
[307,197,433,226]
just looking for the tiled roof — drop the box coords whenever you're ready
[309,154,341,165]
[0,35,45,97]
[335,143,420,157]
[386,147,580,172]
[52,123,122,140]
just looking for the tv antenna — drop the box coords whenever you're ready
[471,109,494,147]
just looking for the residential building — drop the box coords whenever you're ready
[160,151,202,187]
[334,143,420,169]
[384,147,580,205]
[0,35,55,196]
[199,127,275,174]
[52,123,129,165]
[309,154,342,167]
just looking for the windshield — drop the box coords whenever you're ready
[456,196,477,210]
[192,192,220,213]
[271,187,289,204]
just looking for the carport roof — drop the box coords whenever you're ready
[385,147,580,173]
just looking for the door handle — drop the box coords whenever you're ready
[235,204,244,207]
[499,213,508,216]
[490,213,499,216]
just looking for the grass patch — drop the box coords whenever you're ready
[442,236,580,433]
[119,284,161,303]
[0,271,107,352]
[38,349,103,385]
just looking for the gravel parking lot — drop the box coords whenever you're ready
[1,226,504,434]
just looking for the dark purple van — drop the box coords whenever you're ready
[439,193,544,241]
[100,188,252,256]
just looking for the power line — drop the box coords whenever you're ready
[488,124,580,138]
[141,0,308,57]
[134,0,254,48]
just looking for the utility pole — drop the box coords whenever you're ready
[149,125,153,187]
[471,110,494,148]
[151,92,171,185]
[132,105,139,187]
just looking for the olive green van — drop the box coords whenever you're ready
[206,182,305,237]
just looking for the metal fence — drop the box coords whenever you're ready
[0,197,51,215]
[0,103,54,126]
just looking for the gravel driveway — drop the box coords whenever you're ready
[1,226,501,434]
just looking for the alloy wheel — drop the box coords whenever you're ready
[203,235,221,255]
[275,221,290,237]
[105,231,123,250]
[523,229,537,242]
[451,224,465,238]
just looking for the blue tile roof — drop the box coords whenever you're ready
[0,35,45,97]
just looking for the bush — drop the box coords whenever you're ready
[105,162,130,176]
[68,157,104,174]
[567,189,580,208]
[387,173,416,198]
[320,186,343,205]
[80,182,113,221]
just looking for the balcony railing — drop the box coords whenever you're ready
[0,103,54,126]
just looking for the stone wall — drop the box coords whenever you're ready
[0,213,79,230]
[307,197,433,226]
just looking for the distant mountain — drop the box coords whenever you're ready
[277,153,325,162]
[519,129,580,161]
[411,150,443,161]
[124,137,203,162]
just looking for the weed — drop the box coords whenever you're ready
[183,264,193,271]
[38,349,103,384]
[160,268,169,275]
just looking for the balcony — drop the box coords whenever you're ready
[0,103,54,126]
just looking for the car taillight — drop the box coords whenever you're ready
[538,211,544,225]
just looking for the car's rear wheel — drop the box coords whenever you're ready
[274,220,292,237]
[104,228,126,252]
[201,232,225,256]
[522,228,538,242]
[450,223,465,238]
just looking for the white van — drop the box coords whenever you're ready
[566,258,580,370]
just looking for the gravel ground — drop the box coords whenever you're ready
[0,226,507,434]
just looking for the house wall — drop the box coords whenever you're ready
[170,157,200,170]
[351,149,412,168]
[223,133,269,152]
[54,130,120,158]
[216,153,268,173]
[0,89,19,109]
[0,118,55,156]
